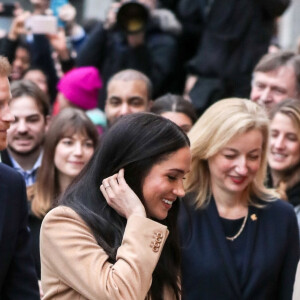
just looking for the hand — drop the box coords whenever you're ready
[100,169,146,219]
[183,75,198,102]
[8,10,31,40]
[58,3,76,26]
[104,2,121,30]
[47,28,70,60]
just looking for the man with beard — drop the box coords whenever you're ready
[105,69,152,126]
[0,79,50,186]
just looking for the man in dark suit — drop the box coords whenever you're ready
[0,55,39,299]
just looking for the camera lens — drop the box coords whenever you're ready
[116,1,149,34]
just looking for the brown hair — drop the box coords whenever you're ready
[11,80,50,117]
[254,51,300,96]
[31,108,99,218]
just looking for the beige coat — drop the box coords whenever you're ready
[40,206,174,300]
[293,261,300,300]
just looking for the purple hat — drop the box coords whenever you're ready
[57,67,102,110]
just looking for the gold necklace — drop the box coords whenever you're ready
[225,211,248,242]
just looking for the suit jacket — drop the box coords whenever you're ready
[41,206,176,300]
[179,197,299,300]
[0,149,13,167]
[0,163,39,299]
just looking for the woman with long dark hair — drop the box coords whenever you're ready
[40,112,191,299]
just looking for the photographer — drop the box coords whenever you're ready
[76,0,181,109]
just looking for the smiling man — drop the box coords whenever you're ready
[105,69,153,126]
[0,55,39,299]
[0,79,50,186]
[250,51,300,112]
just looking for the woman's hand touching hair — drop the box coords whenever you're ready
[100,169,146,219]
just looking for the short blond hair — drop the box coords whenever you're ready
[0,56,11,77]
[185,98,276,208]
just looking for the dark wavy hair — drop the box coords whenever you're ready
[61,112,190,300]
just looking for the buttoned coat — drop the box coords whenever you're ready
[41,206,176,300]
[179,197,299,300]
[0,163,39,299]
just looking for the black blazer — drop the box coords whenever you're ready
[0,163,39,299]
[179,197,299,300]
[0,149,13,167]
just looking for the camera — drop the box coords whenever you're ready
[116,1,149,34]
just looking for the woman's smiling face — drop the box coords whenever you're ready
[208,129,263,198]
[269,112,300,172]
[142,146,191,220]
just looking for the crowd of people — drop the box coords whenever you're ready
[1,0,300,299]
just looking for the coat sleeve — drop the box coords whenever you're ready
[40,206,169,300]
[2,172,40,299]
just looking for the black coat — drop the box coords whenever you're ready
[28,204,43,280]
[287,181,300,208]
[179,0,290,114]
[179,196,299,300]
[1,150,43,279]
[76,21,178,108]
[0,149,13,168]
[0,163,39,299]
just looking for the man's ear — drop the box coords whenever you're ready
[45,115,51,132]
[147,100,153,111]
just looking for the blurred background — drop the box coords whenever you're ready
[0,0,299,49]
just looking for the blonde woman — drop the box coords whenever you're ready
[179,98,299,299]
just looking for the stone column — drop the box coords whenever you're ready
[279,1,300,51]
[84,0,112,21]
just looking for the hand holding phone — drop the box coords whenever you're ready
[8,10,31,40]
[25,15,58,35]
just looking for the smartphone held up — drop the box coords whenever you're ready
[25,15,57,35]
